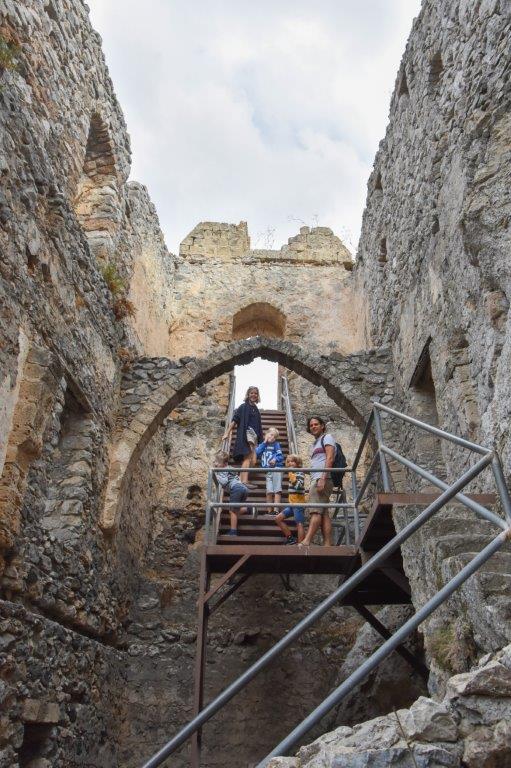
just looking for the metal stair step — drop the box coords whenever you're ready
[216,535,289,545]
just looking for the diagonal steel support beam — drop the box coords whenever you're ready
[380,566,412,596]
[209,572,252,617]
[352,603,428,679]
[203,554,250,604]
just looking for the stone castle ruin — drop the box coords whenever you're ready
[1,0,511,766]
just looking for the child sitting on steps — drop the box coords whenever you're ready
[274,454,305,545]
[215,450,249,536]
[256,428,284,514]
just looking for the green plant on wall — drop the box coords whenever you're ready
[101,262,125,296]
[100,262,137,321]
[0,33,20,74]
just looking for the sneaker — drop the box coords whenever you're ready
[227,529,238,536]
[286,535,298,545]
[246,483,258,490]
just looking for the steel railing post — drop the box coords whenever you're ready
[373,405,392,492]
[204,469,213,544]
[351,471,360,539]
[491,455,511,525]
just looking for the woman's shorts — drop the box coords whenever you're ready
[229,482,248,504]
[308,478,333,516]
[266,471,283,494]
[246,427,258,446]
[282,505,305,524]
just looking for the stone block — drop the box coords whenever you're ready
[398,697,458,742]
[22,699,60,724]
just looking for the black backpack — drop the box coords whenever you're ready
[321,436,347,488]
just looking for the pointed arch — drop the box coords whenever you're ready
[100,337,392,534]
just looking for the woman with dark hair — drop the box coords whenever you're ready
[222,386,263,486]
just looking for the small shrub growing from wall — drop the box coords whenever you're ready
[0,32,20,78]
[113,297,136,320]
[101,262,125,295]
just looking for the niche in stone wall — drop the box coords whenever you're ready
[232,303,286,339]
[429,51,443,90]
[378,237,388,263]
[408,339,443,486]
[73,112,121,261]
[41,383,93,541]
[398,70,409,98]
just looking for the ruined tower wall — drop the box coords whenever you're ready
[0,2,180,763]
[353,0,511,679]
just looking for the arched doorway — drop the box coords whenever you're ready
[100,336,389,533]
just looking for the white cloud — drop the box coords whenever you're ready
[88,0,421,253]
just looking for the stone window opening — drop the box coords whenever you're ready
[429,51,443,89]
[18,722,54,767]
[45,1,58,21]
[41,383,93,541]
[72,112,121,261]
[408,340,443,488]
[398,71,409,98]
[374,171,383,191]
[378,237,388,263]
[232,303,286,340]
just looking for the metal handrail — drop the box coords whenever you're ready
[221,373,236,454]
[280,374,299,455]
[140,403,511,768]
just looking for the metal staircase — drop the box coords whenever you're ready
[218,407,294,545]
[140,391,511,768]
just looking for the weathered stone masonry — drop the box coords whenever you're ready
[2,0,511,766]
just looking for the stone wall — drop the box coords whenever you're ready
[2,0,511,766]
[350,0,511,681]
[170,222,361,358]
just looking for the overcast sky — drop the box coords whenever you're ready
[88,1,421,256]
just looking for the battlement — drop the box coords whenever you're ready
[179,222,353,267]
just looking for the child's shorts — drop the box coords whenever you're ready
[282,506,305,524]
[229,482,248,505]
[266,471,282,494]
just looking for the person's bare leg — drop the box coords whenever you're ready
[274,512,291,538]
[299,514,322,546]
[266,492,273,515]
[274,491,281,515]
[241,448,256,486]
[239,455,251,484]
[229,510,238,530]
[297,522,305,543]
[322,514,332,546]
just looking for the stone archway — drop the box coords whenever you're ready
[100,336,393,533]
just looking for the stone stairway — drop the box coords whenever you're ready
[217,409,298,545]
[399,505,511,654]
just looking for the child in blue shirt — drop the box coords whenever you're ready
[256,428,284,514]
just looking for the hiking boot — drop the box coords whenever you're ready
[286,535,297,545]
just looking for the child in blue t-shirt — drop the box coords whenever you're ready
[256,428,284,514]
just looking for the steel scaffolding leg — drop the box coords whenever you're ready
[191,549,210,768]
